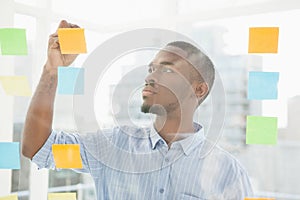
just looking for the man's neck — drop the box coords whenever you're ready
[154,114,195,146]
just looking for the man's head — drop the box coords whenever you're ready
[141,41,215,115]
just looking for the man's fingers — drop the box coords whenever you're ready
[58,20,80,29]
[49,33,58,37]
[69,23,80,28]
[48,35,59,49]
[49,20,80,49]
[54,20,80,35]
[48,36,56,45]
[58,20,69,29]
[54,20,69,34]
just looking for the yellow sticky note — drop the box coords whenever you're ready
[48,193,76,200]
[0,194,18,200]
[0,76,31,96]
[248,27,279,53]
[52,144,83,168]
[58,28,87,54]
[244,198,275,200]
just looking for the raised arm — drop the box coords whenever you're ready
[22,20,79,159]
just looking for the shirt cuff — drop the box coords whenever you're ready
[32,130,57,169]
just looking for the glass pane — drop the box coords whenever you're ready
[51,0,162,25]
[178,0,274,15]
[178,9,300,198]
[14,0,37,7]
[10,13,37,200]
[11,123,30,200]
[14,13,36,123]
[14,14,36,41]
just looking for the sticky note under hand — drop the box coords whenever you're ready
[248,27,279,53]
[58,67,84,95]
[0,76,31,96]
[0,194,18,200]
[246,116,278,145]
[48,193,77,200]
[247,71,279,100]
[0,28,28,55]
[0,142,20,169]
[58,28,87,54]
[52,144,83,169]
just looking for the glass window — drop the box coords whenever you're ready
[178,10,300,198]
[14,0,38,7]
[51,0,162,26]
[178,0,275,15]
[2,1,300,200]
[11,13,37,200]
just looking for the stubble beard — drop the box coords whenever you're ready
[141,101,178,116]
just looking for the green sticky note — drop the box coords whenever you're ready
[0,28,28,55]
[246,116,278,145]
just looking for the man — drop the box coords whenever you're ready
[22,20,253,199]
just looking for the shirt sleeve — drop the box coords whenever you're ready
[223,163,254,199]
[32,130,95,173]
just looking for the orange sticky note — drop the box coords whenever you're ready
[48,192,76,200]
[58,28,87,54]
[244,198,275,200]
[52,144,83,168]
[248,27,279,53]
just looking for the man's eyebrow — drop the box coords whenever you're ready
[159,61,174,66]
[148,61,174,67]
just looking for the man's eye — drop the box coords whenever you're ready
[161,67,173,73]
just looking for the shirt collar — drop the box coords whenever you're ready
[149,125,166,149]
[178,123,205,156]
[149,122,205,155]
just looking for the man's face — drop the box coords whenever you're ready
[141,48,196,115]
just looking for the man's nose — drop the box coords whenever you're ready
[145,71,160,87]
[145,79,156,87]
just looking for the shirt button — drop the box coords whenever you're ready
[165,158,169,162]
[159,188,164,193]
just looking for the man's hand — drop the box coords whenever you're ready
[45,20,79,71]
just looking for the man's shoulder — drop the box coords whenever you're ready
[195,140,244,171]
[201,141,247,173]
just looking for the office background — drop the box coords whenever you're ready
[1,0,300,199]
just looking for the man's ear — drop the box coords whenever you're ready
[193,81,209,100]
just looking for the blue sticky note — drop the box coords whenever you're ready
[248,71,279,100]
[0,142,20,169]
[58,67,84,95]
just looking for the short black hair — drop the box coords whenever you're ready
[166,41,215,104]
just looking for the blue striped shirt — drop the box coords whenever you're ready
[32,123,253,200]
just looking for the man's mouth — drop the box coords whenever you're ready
[142,86,158,97]
[142,89,156,96]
